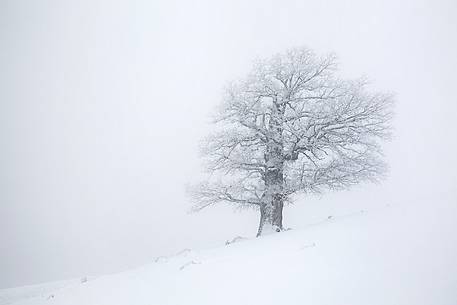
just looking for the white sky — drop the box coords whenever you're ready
[1,0,456,288]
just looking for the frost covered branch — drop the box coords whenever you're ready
[189,47,394,236]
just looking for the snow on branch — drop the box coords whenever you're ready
[189,47,394,215]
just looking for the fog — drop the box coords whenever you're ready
[1,0,456,288]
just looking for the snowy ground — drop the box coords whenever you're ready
[2,201,456,305]
[0,279,80,305]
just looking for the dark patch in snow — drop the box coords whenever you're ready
[175,248,192,257]
[179,261,201,271]
[153,256,168,263]
[225,236,247,245]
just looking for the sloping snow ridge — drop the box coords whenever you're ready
[0,279,86,305]
[2,201,456,305]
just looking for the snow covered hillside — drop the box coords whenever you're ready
[2,201,456,305]
[0,279,88,305]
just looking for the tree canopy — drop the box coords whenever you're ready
[190,47,394,236]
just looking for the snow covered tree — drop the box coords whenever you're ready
[190,47,394,236]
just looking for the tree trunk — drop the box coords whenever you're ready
[256,194,284,237]
[257,146,285,236]
[256,101,287,237]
